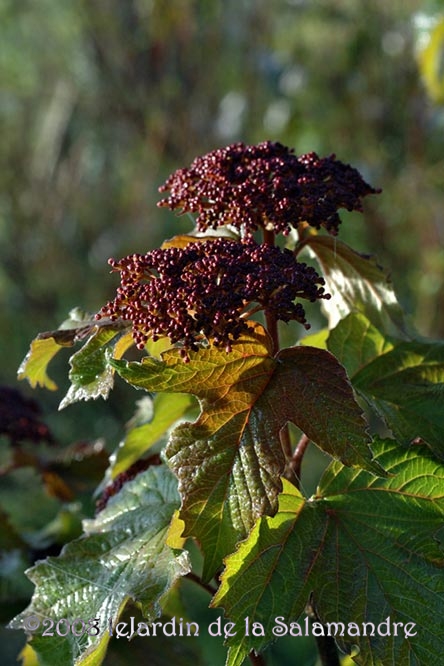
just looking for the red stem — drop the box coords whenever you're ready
[285,433,310,489]
[262,227,311,486]
[262,228,280,355]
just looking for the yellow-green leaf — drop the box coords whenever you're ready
[18,337,61,390]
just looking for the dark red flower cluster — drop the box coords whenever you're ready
[158,141,379,236]
[96,238,329,356]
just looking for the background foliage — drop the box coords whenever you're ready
[1,1,443,665]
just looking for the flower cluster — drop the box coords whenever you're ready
[158,141,379,236]
[96,238,329,356]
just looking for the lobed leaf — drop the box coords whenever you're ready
[328,313,444,459]
[327,311,395,377]
[214,438,444,665]
[112,323,379,580]
[9,465,190,666]
[273,346,380,473]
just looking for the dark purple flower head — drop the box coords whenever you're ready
[158,141,379,236]
[96,238,329,358]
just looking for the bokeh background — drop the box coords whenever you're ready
[1,1,443,664]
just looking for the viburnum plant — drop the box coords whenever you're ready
[11,142,444,666]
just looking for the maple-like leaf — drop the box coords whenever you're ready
[112,323,379,579]
[213,438,444,666]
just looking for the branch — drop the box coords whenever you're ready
[284,433,310,490]
[262,228,280,356]
[314,634,341,666]
[306,598,341,666]
[185,571,217,596]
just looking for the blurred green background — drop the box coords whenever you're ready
[1,1,443,664]
[2,0,444,433]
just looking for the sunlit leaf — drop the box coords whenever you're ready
[299,327,329,349]
[18,644,40,666]
[161,233,237,249]
[214,438,444,665]
[328,313,444,459]
[112,323,380,579]
[165,510,186,549]
[327,311,395,377]
[59,330,133,409]
[9,465,190,666]
[18,309,132,395]
[18,338,61,391]
[303,235,410,337]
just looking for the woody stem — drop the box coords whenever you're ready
[262,227,303,488]
[262,228,280,356]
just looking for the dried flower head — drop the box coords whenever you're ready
[158,141,379,236]
[96,238,329,357]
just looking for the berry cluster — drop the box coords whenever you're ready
[158,141,379,236]
[96,238,329,357]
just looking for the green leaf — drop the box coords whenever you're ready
[110,392,197,478]
[18,337,62,390]
[303,235,410,337]
[214,438,444,665]
[0,535,34,620]
[112,324,379,580]
[59,329,133,409]
[328,313,444,459]
[18,308,132,396]
[327,311,395,377]
[9,465,190,666]
[299,327,329,349]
